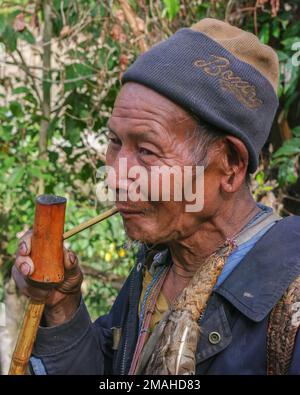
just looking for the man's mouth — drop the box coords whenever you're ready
[117,206,145,218]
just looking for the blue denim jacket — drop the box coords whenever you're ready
[30,215,300,375]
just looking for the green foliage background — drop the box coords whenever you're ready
[0,0,299,319]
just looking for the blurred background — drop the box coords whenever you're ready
[0,0,299,374]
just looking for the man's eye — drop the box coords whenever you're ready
[108,136,121,145]
[139,147,154,156]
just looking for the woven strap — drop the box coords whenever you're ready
[129,266,170,375]
[267,274,300,375]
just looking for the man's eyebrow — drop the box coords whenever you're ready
[107,125,161,141]
[136,130,158,139]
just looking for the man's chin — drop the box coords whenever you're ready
[123,223,156,245]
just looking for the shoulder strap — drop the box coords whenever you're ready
[235,211,281,246]
[267,274,300,375]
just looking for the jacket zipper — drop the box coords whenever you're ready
[120,268,135,375]
[121,336,128,375]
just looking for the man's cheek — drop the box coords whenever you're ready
[105,145,119,166]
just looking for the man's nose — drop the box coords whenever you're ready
[107,150,139,196]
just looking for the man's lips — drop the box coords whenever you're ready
[117,206,145,216]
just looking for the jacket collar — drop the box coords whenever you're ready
[140,216,300,322]
[215,216,300,322]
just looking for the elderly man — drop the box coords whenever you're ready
[13,19,300,375]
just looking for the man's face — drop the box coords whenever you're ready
[106,83,223,244]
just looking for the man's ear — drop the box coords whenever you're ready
[220,135,249,193]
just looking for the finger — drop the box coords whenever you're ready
[18,229,32,256]
[63,247,79,271]
[25,286,51,302]
[15,255,34,277]
[12,266,50,302]
[12,265,28,293]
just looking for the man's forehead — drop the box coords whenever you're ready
[114,82,190,120]
[108,106,196,140]
[107,111,172,144]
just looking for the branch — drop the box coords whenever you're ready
[48,74,95,84]
[278,110,293,141]
[81,264,125,290]
[3,60,60,72]
[11,50,42,104]
[119,0,148,53]
[41,9,92,49]
[225,0,237,23]
[50,91,73,117]
[89,145,106,163]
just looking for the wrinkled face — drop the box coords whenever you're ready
[106,83,223,244]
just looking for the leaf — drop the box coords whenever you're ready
[1,25,17,52]
[65,116,82,144]
[99,3,107,17]
[162,0,180,21]
[283,58,300,95]
[80,163,93,181]
[273,140,300,158]
[128,0,138,11]
[37,159,50,167]
[9,101,23,118]
[277,82,283,97]
[0,106,10,119]
[0,124,14,142]
[293,126,300,137]
[0,15,6,35]
[280,19,289,31]
[276,50,288,62]
[8,167,25,187]
[286,171,298,184]
[281,36,300,50]
[282,20,300,39]
[259,24,270,44]
[272,19,280,39]
[0,9,22,36]
[277,158,298,187]
[63,146,73,155]
[49,151,59,164]
[65,63,93,90]
[29,165,45,178]
[12,86,32,95]
[255,171,264,185]
[263,186,274,192]
[8,9,23,24]
[17,28,36,45]
[283,91,299,114]
[7,238,18,255]
[4,156,15,168]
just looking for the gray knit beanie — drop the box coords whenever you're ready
[122,18,279,173]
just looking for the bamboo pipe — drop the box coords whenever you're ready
[9,195,118,375]
[63,206,118,240]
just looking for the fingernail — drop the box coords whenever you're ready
[68,251,76,265]
[20,262,30,276]
[19,241,27,254]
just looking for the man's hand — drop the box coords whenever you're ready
[12,230,83,326]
